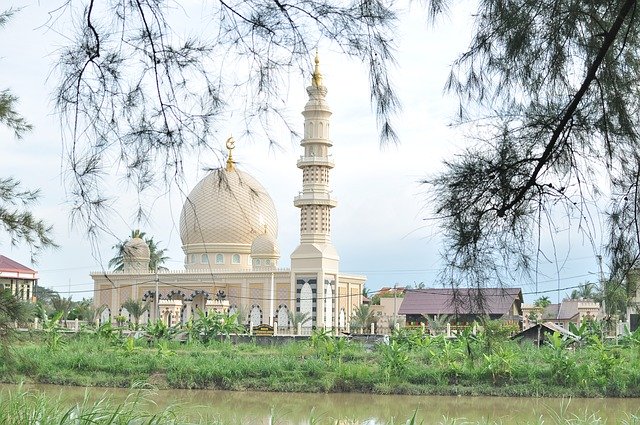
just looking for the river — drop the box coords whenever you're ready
[2,384,640,424]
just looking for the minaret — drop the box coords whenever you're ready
[290,52,339,329]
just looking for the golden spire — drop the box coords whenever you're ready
[225,136,235,171]
[312,50,323,87]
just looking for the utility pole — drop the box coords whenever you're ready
[155,266,159,322]
[597,255,606,316]
[393,282,397,326]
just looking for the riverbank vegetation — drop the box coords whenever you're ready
[3,317,640,398]
[1,385,639,425]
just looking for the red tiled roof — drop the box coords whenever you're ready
[0,255,36,273]
[398,287,523,316]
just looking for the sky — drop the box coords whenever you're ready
[0,1,604,304]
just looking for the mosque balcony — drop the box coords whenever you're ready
[293,192,337,207]
[297,156,335,168]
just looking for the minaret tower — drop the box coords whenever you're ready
[290,52,339,329]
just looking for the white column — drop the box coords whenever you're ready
[269,273,275,326]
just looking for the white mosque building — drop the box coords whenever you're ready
[92,55,366,331]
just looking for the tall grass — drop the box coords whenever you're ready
[0,385,221,424]
[5,327,640,397]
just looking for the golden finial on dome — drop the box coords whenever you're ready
[225,136,235,171]
[312,50,323,87]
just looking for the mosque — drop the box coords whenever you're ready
[92,55,366,332]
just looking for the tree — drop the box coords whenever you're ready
[0,9,55,259]
[46,1,398,242]
[534,296,551,309]
[287,311,311,335]
[121,298,149,328]
[423,0,640,294]
[350,304,376,331]
[570,283,599,301]
[108,230,169,272]
[0,288,31,359]
[51,295,74,324]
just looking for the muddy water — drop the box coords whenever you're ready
[4,384,640,424]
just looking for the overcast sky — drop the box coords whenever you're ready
[0,1,603,303]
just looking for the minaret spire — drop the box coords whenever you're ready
[291,52,340,332]
[292,52,336,245]
[312,50,323,87]
[225,136,236,171]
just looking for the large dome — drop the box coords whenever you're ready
[179,167,278,254]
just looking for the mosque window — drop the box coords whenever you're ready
[201,254,209,264]
[215,254,224,264]
[232,254,241,264]
[254,259,261,266]
[265,259,271,266]
[190,254,196,264]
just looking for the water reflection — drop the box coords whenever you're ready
[4,384,640,424]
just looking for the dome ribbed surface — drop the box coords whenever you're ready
[251,232,280,257]
[124,237,150,260]
[179,168,278,251]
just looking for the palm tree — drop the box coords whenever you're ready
[146,237,170,272]
[108,230,169,271]
[350,304,375,332]
[534,296,551,308]
[287,311,311,335]
[0,288,32,361]
[51,295,74,325]
[570,282,598,300]
[362,286,370,298]
[121,298,149,328]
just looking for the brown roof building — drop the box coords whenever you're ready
[522,299,600,329]
[0,255,38,302]
[398,287,523,327]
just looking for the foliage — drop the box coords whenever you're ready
[544,331,576,386]
[121,298,149,328]
[350,304,376,331]
[4,324,640,397]
[40,310,65,351]
[478,319,519,353]
[534,297,551,308]
[108,230,169,272]
[50,295,73,322]
[378,340,410,377]
[425,314,450,335]
[144,320,175,344]
[287,311,311,334]
[0,288,31,362]
[0,10,55,258]
[570,282,599,301]
[310,329,350,364]
[424,0,640,295]
[188,310,244,344]
[0,387,194,424]
[48,0,398,240]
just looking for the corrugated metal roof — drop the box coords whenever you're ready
[398,287,522,316]
[0,255,35,273]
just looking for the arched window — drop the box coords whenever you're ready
[232,254,241,264]
[201,254,209,264]
[190,254,196,263]
[215,254,224,264]
[277,305,289,329]
[250,305,262,326]
[300,282,313,328]
[254,258,261,266]
[324,283,333,328]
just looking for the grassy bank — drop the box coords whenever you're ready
[3,325,640,397]
[1,385,639,425]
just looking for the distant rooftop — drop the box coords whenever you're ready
[0,255,36,274]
